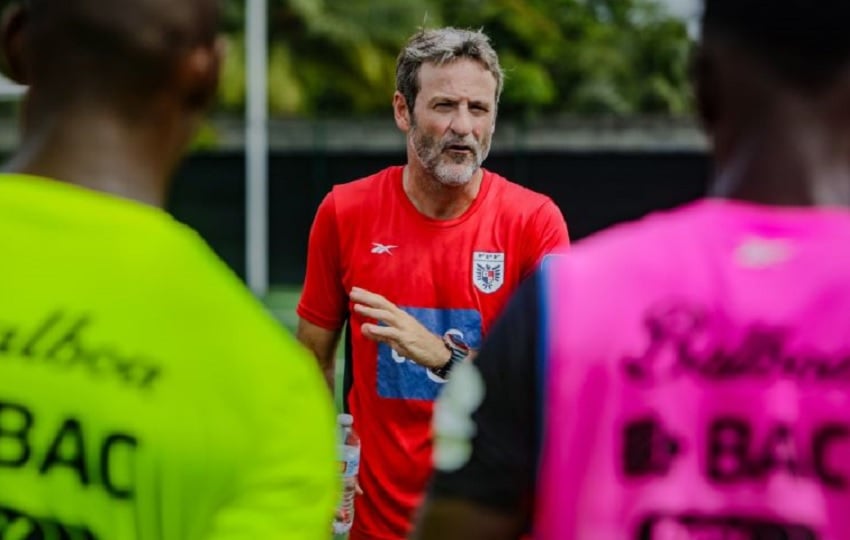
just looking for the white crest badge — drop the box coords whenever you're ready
[472,252,505,294]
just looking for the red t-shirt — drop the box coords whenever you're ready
[297,166,569,539]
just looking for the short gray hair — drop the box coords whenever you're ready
[396,27,504,114]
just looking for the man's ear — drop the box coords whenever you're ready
[393,91,412,133]
[1,2,30,84]
[176,36,224,111]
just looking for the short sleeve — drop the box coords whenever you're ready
[296,192,348,330]
[429,272,542,513]
[522,200,569,274]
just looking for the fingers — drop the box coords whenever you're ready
[352,287,402,329]
[353,303,395,324]
[350,287,394,310]
[362,322,399,343]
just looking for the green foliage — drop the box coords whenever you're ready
[439,0,694,117]
[217,0,694,118]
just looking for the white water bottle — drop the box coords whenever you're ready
[333,413,360,535]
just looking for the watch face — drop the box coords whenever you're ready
[444,329,471,354]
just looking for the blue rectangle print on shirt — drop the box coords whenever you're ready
[377,307,482,401]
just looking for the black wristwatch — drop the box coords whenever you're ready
[429,331,471,380]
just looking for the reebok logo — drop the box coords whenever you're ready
[371,243,397,255]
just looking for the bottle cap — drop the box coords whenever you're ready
[338,413,354,427]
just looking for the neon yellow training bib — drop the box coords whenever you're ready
[0,174,337,539]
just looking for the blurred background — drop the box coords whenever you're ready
[0,0,707,331]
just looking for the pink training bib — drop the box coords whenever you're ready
[535,200,850,540]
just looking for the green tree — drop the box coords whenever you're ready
[219,0,439,116]
[215,0,693,118]
[437,0,693,117]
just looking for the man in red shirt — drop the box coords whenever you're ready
[297,27,569,540]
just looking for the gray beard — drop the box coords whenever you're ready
[413,131,490,187]
[431,159,479,186]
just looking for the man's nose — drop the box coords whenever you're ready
[449,106,473,137]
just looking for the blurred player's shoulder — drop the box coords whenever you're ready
[559,198,850,265]
[562,198,707,245]
[0,172,272,331]
[0,173,209,275]
[542,199,716,276]
[542,198,850,303]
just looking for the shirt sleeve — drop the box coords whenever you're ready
[522,199,569,274]
[429,272,542,512]
[296,191,348,330]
